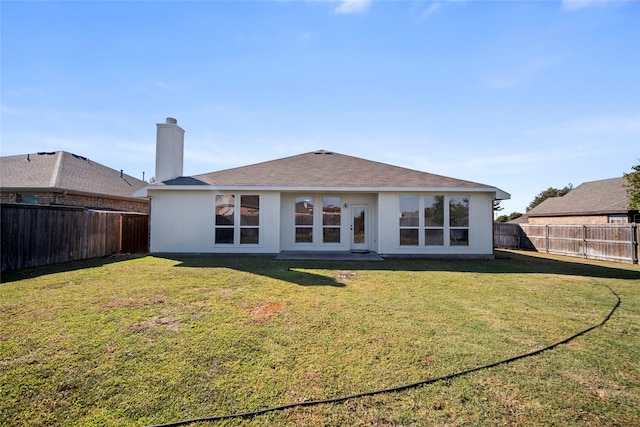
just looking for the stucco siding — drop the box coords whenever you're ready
[378,192,494,256]
[149,191,215,253]
[149,190,280,253]
[148,189,496,256]
[279,193,378,252]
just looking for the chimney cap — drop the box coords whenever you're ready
[166,117,177,124]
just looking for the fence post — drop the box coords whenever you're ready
[633,223,638,264]
[582,225,587,259]
[118,213,124,254]
[545,225,549,253]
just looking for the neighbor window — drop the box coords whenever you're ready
[18,194,38,205]
[322,196,341,243]
[608,214,627,224]
[215,194,260,245]
[295,196,314,243]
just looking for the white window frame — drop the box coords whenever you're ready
[293,195,343,245]
[214,194,260,246]
[322,196,342,244]
[398,194,470,247]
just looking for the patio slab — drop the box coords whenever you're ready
[275,251,384,261]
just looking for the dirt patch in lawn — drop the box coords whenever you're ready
[128,316,179,333]
[104,295,166,309]
[247,301,285,322]
[331,270,358,280]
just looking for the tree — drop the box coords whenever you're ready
[624,162,640,210]
[495,212,523,223]
[526,184,573,212]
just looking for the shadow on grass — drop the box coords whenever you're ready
[159,249,640,287]
[158,254,347,287]
[3,250,639,287]
[0,254,146,284]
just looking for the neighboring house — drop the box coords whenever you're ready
[526,177,637,225]
[1,151,149,213]
[135,118,509,258]
[507,214,529,224]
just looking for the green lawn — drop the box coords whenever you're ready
[1,250,639,426]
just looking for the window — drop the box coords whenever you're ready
[424,195,444,245]
[322,197,341,243]
[294,195,344,244]
[215,194,260,245]
[295,196,314,243]
[240,195,260,244]
[398,194,470,247]
[18,194,38,205]
[449,195,469,246]
[608,214,627,224]
[215,195,235,244]
[399,195,419,246]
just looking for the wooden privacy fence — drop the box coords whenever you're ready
[494,222,639,264]
[1,204,149,272]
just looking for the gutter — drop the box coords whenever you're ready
[136,185,510,200]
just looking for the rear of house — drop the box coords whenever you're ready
[136,118,510,258]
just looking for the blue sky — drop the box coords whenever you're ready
[2,0,639,214]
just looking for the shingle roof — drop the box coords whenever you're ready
[165,150,499,190]
[527,177,631,217]
[1,151,147,200]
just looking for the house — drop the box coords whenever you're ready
[526,177,637,225]
[0,151,149,213]
[135,118,510,258]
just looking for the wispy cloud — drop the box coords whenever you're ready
[415,0,465,22]
[486,59,551,88]
[153,79,173,90]
[562,0,630,12]
[418,2,442,20]
[334,0,371,15]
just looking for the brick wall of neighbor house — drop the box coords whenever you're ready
[0,191,149,213]
[0,193,17,204]
[528,215,609,225]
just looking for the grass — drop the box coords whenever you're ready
[1,250,639,426]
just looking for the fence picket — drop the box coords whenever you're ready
[1,204,149,272]
[494,222,638,264]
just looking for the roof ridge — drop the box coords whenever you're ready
[49,151,64,188]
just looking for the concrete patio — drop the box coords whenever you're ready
[275,250,384,261]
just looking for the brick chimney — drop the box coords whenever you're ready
[155,117,184,183]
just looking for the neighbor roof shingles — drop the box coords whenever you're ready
[527,177,630,217]
[167,150,495,189]
[1,151,147,199]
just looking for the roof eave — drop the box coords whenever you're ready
[141,184,510,196]
[2,187,148,203]
[528,209,631,217]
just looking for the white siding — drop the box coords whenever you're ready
[279,193,378,251]
[149,189,495,256]
[149,190,280,253]
[378,192,494,256]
